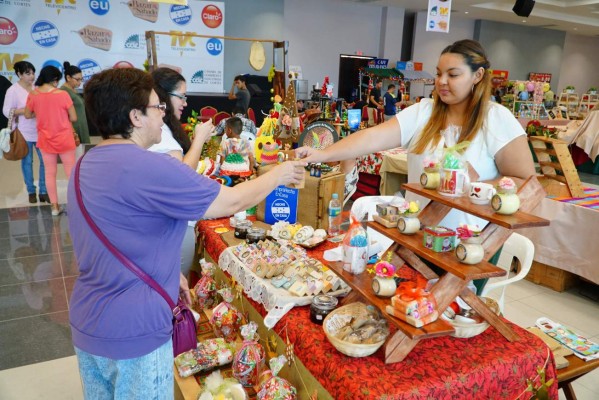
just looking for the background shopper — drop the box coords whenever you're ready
[2,61,49,203]
[25,66,77,216]
[61,62,90,146]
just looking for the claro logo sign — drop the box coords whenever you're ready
[0,18,18,45]
[201,5,222,29]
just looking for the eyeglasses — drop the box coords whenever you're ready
[147,102,167,112]
[168,92,187,102]
[71,77,83,82]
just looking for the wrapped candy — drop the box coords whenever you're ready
[256,355,297,400]
[233,322,266,387]
[193,260,218,311]
[210,287,246,342]
[174,338,235,378]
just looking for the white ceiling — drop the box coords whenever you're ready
[345,0,599,36]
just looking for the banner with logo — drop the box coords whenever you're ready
[0,0,224,92]
[426,0,451,33]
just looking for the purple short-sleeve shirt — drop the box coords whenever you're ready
[67,144,221,359]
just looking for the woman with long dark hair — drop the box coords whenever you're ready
[149,67,213,169]
[297,39,535,229]
[25,65,77,216]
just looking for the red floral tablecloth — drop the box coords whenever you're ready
[357,147,407,175]
[196,218,558,400]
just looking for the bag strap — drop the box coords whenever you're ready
[6,109,15,131]
[73,156,178,312]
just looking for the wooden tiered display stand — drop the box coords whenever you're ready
[528,136,585,198]
[327,176,550,363]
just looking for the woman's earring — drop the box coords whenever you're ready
[471,84,475,94]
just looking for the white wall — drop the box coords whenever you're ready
[410,12,475,100]
[557,33,599,94]
[380,6,406,62]
[223,0,284,89]
[412,12,476,75]
[283,0,385,96]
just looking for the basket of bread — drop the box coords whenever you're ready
[323,302,389,357]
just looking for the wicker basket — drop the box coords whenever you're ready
[323,302,387,357]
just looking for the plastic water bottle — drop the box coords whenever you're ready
[328,193,342,236]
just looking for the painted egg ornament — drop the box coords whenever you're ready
[526,82,535,92]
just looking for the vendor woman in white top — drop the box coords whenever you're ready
[148,67,215,279]
[296,39,535,230]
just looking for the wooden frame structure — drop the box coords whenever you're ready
[328,177,549,363]
[144,31,288,99]
[528,136,585,198]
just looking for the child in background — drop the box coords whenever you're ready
[218,117,255,180]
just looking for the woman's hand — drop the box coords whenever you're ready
[272,160,306,187]
[179,273,192,306]
[294,146,326,164]
[193,120,214,144]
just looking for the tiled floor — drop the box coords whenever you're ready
[0,157,598,399]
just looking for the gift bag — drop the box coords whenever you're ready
[193,260,218,311]
[232,322,266,387]
[256,355,297,400]
[438,125,470,197]
[210,287,246,342]
[174,338,235,378]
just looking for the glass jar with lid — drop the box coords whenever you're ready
[310,295,338,324]
[246,227,266,244]
[234,220,253,239]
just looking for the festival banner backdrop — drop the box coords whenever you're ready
[426,0,451,33]
[0,0,224,93]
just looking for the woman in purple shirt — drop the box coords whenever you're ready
[2,61,49,203]
[67,68,305,399]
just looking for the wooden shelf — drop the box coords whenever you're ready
[368,223,506,281]
[403,183,550,229]
[326,261,455,340]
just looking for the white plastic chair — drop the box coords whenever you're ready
[480,232,535,313]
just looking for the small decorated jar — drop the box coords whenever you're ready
[398,214,420,235]
[372,276,397,297]
[420,167,440,189]
[370,259,398,297]
[491,177,520,215]
[455,236,484,264]
[310,294,338,324]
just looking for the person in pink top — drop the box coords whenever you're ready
[25,65,77,216]
[2,61,49,204]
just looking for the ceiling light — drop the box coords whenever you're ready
[465,11,469,14]
[522,20,527,23]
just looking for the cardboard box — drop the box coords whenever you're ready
[525,261,578,292]
[257,167,345,230]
